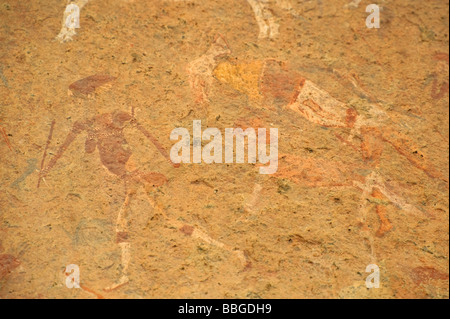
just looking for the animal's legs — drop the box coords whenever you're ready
[258,0,280,38]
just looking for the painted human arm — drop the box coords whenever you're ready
[39,120,87,182]
[129,116,180,168]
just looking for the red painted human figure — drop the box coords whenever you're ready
[38,108,248,290]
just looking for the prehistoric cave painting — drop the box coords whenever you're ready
[286,76,444,182]
[0,120,12,151]
[231,116,428,240]
[188,37,446,240]
[261,151,429,239]
[0,233,23,287]
[38,75,248,291]
[11,158,38,189]
[55,0,287,43]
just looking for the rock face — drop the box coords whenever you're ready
[0,0,448,299]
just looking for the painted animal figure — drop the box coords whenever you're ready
[56,0,296,42]
[188,38,446,239]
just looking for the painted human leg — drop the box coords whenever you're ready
[246,0,279,39]
[104,188,135,291]
[286,79,358,128]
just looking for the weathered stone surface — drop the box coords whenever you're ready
[0,0,448,299]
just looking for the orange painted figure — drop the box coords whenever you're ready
[38,75,248,291]
[0,120,12,151]
[189,37,447,239]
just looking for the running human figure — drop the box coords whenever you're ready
[38,75,248,291]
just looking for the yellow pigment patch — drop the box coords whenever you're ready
[214,61,264,100]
